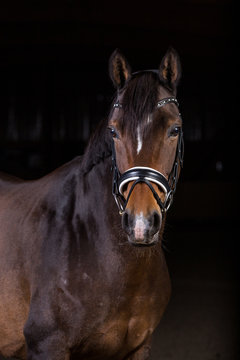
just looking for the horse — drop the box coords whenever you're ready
[0,47,183,360]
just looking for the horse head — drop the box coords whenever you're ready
[108,48,183,246]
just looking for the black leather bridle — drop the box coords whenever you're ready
[111,96,184,215]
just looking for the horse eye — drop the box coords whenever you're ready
[108,127,118,138]
[169,126,181,137]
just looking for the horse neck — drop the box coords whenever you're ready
[46,154,114,234]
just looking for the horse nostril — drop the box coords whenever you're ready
[150,211,161,236]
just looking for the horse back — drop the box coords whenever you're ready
[0,171,24,186]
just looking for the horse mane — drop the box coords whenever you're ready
[81,116,112,174]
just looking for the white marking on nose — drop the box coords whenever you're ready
[136,126,142,154]
[134,213,146,240]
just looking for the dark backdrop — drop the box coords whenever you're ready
[0,0,236,180]
[0,1,238,359]
[0,0,237,218]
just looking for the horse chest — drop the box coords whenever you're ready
[59,271,163,358]
[61,251,169,358]
[78,305,156,359]
[71,273,165,357]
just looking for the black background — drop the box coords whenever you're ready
[0,1,238,359]
[0,0,237,182]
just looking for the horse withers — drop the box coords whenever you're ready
[0,47,183,359]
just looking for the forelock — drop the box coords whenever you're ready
[120,72,160,135]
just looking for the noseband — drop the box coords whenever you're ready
[111,96,184,215]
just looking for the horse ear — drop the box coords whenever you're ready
[109,49,132,89]
[159,47,181,92]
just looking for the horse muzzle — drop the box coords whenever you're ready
[122,209,161,246]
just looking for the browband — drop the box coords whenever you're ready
[113,97,179,111]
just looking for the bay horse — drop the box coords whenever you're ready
[0,47,183,360]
